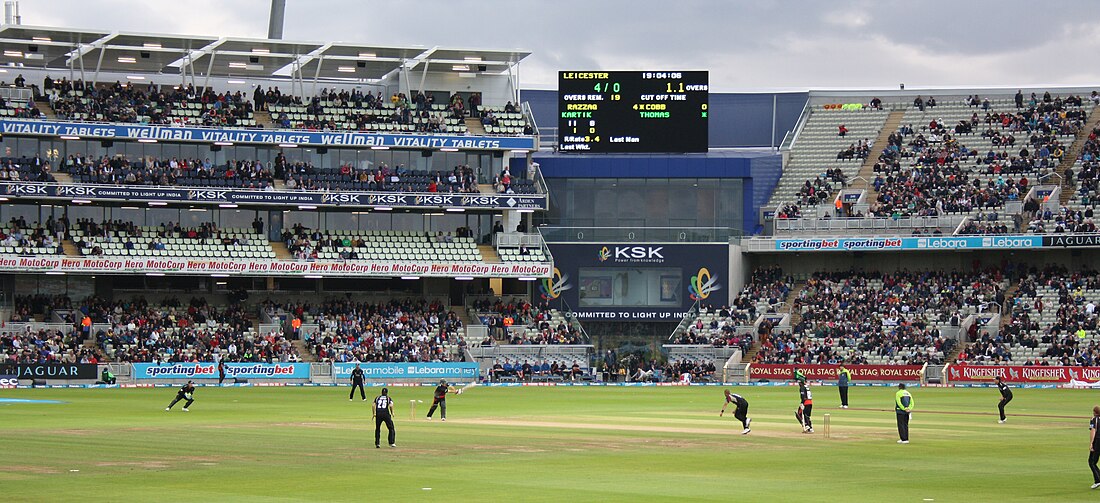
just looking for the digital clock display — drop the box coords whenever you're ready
[558,70,708,153]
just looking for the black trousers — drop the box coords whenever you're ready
[839,386,849,406]
[796,404,813,428]
[427,398,447,418]
[350,382,365,400]
[897,412,910,441]
[219,373,225,384]
[167,394,194,409]
[998,396,1013,421]
[734,405,750,429]
[375,413,395,446]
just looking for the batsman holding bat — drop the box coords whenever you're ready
[720,389,752,434]
[426,379,459,421]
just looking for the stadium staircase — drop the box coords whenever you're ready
[477,244,501,263]
[292,340,317,362]
[1059,106,1100,205]
[999,282,1021,330]
[849,110,905,191]
[52,172,74,184]
[465,118,486,135]
[270,242,294,259]
[944,343,965,364]
[254,110,276,129]
[32,100,57,120]
[60,240,81,257]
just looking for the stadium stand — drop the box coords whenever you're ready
[73,220,274,259]
[960,267,1100,366]
[781,269,1004,365]
[866,93,1091,233]
[0,217,65,255]
[47,80,257,127]
[0,327,99,364]
[291,298,464,363]
[281,226,481,262]
[767,102,889,217]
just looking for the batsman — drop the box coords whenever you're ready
[426,379,459,421]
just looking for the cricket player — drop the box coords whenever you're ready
[1089,405,1100,489]
[795,380,814,433]
[165,380,196,412]
[349,363,366,401]
[373,387,396,448]
[426,378,458,421]
[996,376,1013,424]
[720,389,751,434]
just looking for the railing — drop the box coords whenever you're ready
[494,232,544,248]
[539,226,740,243]
[468,344,593,360]
[783,100,812,151]
[668,299,702,341]
[521,101,539,143]
[0,87,33,103]
[773,215,965,234]
[559,299,591,343]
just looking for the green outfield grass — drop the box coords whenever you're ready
[0,384,1095,502]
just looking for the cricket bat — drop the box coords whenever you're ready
[458,381,478,395]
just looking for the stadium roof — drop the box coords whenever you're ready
[0,25,531,82]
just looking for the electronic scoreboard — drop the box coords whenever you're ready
[557,71,708,153]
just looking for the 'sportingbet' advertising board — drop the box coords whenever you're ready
[542,243,728,321]
[132,363,311,379]
[772,236,1043,252]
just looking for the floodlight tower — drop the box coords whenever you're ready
[268,0,286,39]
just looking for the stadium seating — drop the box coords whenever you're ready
[74,221,274,259]
[778,270,1004,365]
[767,103,889,215]
[960,267,1100,366]
[47,80,256,127]
[283,228,482,262]
[672,266,791,348]
[0,328,99,364]
[294,298,464,363]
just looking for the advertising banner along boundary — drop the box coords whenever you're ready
[0,256,552,278]
[947,364,1100,384]
[0,119,537,151]
[132,363,311,379]
[332,362,479,380]
[0,363,98,380]
[748,364,925,381]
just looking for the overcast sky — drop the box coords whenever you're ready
[19,0,1100,92]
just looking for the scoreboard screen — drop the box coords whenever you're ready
[557,71,708,153]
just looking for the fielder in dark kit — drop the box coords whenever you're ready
[373,387,396,448]
[996,376,1013,423]
[165,380,196,411]
[349,363,366,401]
[720,389,752,434]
